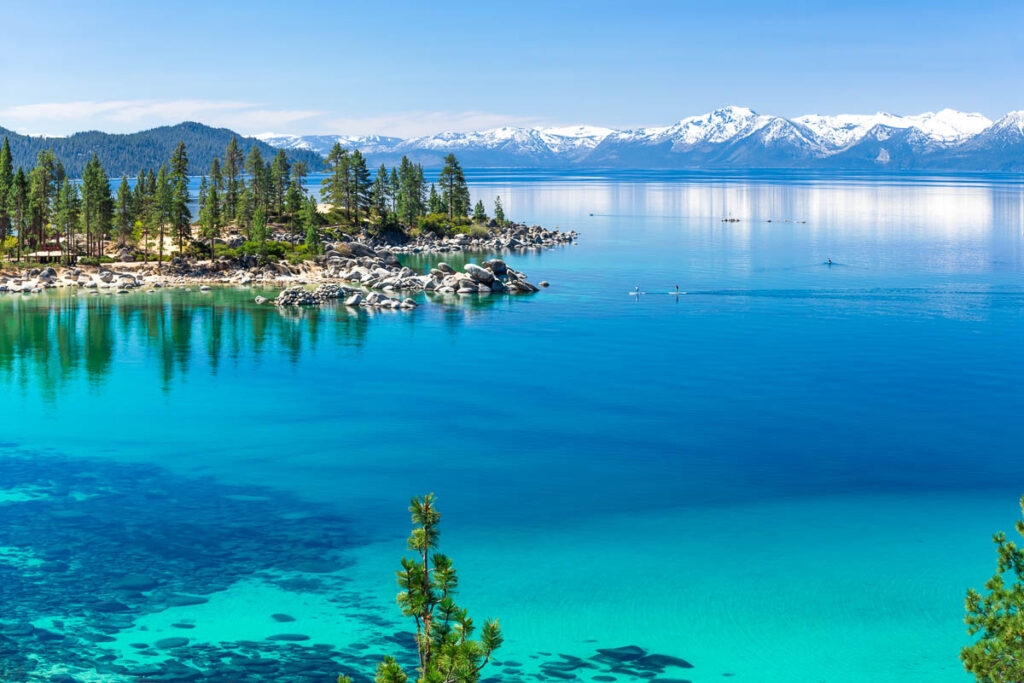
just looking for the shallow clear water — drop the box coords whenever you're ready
[2,170,1024,682]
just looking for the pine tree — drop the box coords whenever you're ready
[154,164,171,269]
[197,176,208,227]
[371,163,391,219]
[28,149,58,253]
[389,168,400,213]
[115,176,135,247]
[245,146,266,210]
[285,181,302,228]
[133,170,147,221]
[473,200,487,222]
[270,150,290,215]
[80,155,112,258]
[224,136,243,222]
[9,169,28,261]
[493,196,505,224]
[169,141,191,254]
[428,184,444,214]
[321,144,351,224]
[350,150,371,224]
[199,175,222,260]
[250,205,268,260]
[209,156,223,222]
[337,494,502,683]
[287,161,308,226]
[291,160,308,192]
[302,196,320,255]
[437,154,470,220]
[54,179,80,265]
[962,495,1024,681]
[138,169,157,262]
[396,157,425,226]
[236,185,254,238]
[0,138,13,243]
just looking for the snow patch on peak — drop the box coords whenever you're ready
[665,106,767,145]
[990,111,1024,135]
[536,125,615,153]
[796,109,991,148]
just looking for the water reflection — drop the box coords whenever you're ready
[0,291,375,394]
[0,282,544,396]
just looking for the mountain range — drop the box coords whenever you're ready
[257,106,1024,171]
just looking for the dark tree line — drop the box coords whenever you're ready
[320,149,481,231]
[195,139,319,259]
[0,122,323,177]
[0,135,311,265]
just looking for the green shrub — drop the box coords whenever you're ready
[79,256,116,266]
[286,244,311,264]
[183,242,210,259]
[455,223,490,238]
[416,213,454,236]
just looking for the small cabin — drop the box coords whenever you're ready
[25,244,71,264]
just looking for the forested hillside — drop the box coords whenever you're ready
[0,121,324,177]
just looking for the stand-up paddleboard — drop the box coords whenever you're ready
[629,291,646,296]
[667,291,687,295]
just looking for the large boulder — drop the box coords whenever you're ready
[463,263,494,285]
[347,242,377,258]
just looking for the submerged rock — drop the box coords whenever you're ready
[154,637,190,649]
[596,645,647,661]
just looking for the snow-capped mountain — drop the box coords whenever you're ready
[258,107,1024,170]
[795,109,992,148]
[256,133,404,156]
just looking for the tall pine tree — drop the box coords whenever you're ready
[321,144,351,224]
[0,138,13,243]
[10,168,27,261]
[223,136,243,222]
[437,154,470,221]
[169,141,191,254]
[350,150,371,224]
[115,176,135,247]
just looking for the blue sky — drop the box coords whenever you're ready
[0,0,1020,137]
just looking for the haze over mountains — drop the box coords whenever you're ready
[258,106,1024,171]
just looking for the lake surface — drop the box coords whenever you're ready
[2,170,1024,682]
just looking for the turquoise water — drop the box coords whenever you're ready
[2,170,1024,681]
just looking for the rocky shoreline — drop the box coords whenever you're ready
[0,222,574,308]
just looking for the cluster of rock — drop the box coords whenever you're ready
[364,221,577,255]
[0,267,144,294]
[326,249,542,295]
[272,284,417,310]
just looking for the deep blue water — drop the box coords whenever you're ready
[2,170,1023,682]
